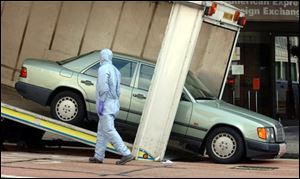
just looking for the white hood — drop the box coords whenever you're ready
[99,48,113,65]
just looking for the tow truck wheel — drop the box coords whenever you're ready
[51,91,85,126]
[206,127,245,164]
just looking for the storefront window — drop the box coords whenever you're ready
[275,36,299,121]
[223,33,299,124]
[223,32,273,116]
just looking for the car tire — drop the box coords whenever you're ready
[206,127,245,164]
[51,91,85,125]
[20,127,45,149]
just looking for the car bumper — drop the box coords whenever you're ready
[15,81,52,106]
[246,139,287,159]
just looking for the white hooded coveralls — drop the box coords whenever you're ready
[94,49,131,160]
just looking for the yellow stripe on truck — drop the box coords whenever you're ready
[40,120,96,144]
[1,103,125,154]
[1,105,96,146]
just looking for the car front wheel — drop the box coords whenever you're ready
[50,91,85,125]
[206,127,245,164]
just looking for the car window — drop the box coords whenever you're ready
[62,51,99,73]
[84,63,99,77]
[113,58,137,86]
[84,58,137,86]
[138,64,154,91]
[185,71,215,100]
[58,51,96,65]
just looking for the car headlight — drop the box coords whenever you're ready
[257,127,275,143]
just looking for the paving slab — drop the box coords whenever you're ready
[1,151,299,178]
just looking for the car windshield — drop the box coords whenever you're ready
[57,51,97,65]
[185,71,216,100]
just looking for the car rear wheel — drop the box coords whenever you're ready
[206,127,245,164]
[51,91,85,125]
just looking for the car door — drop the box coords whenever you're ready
[173,89,193,137]
[78,58,137,121]
[127,64,153,124]
[127,63,192,137]
[113,58,138,121]
[78,62,98,116]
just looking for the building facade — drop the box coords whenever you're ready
[1,1,172,86]
[223,1,299,126]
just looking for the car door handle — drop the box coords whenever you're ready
[81,80,94,86]
[133,93,146,100]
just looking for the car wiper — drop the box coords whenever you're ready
[195,97,216,100]
[56,61,63,65]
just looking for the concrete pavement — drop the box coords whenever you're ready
[1,151,299,178]
[283,126,299,159]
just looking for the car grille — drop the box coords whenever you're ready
[275,123,285,142]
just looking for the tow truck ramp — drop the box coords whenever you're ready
[1,102,154,161]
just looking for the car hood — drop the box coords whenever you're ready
[197,100,279,127]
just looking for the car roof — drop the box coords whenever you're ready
[62,50,156,72]
[98,50,156,66]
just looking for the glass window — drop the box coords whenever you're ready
[113,58,137,86]
[58,51,96,65]
[282,62,287,80]
[83,58,137,86]
[275,36,299,121]
[138,64,154,91]
[185,71,215,100]
[275,62,281,80]
[291,63,297,82]
[84,63,99,77]
[62,51,99,73]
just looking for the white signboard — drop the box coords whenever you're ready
[232,65,244,75]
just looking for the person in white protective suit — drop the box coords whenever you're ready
[89,49,134,165]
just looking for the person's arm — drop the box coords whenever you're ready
[97,67,110,102]
[116,70,121,98]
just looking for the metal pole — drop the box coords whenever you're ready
[248,90,251,110]
[255,91,258,112]
[232,90,235,105]
[276,90,279,113]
